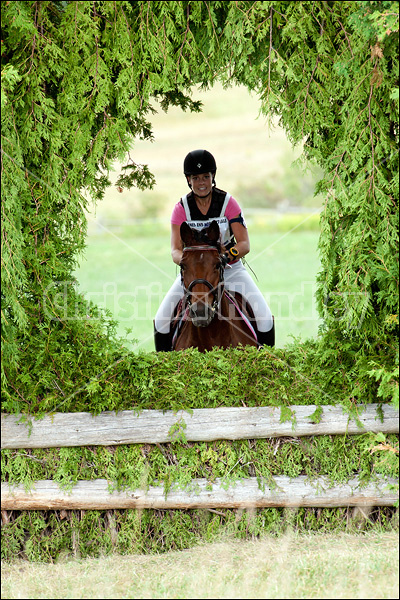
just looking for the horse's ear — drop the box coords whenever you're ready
[180,222,195,246]
[207,220,220,243]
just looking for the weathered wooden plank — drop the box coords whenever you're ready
[2,476,397,510]
[1,404,398,449]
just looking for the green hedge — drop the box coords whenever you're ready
[2,340,398,417]
[3,434,398,494]
[2,506,398,562]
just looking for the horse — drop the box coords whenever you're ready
[172,220,259,352]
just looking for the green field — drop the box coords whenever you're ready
[2,533,398,599]
[74,224,322,352]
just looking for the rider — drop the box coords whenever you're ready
[154,149,275,351]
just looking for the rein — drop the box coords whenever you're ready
[223,291,258,343]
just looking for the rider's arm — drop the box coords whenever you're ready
[171,223,184,265]
[229,220,250,259]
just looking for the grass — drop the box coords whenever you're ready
[74,226,322,352]
[2,532,398,599]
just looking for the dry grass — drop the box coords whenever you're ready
[2,532,399,599]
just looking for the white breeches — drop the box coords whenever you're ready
[154,260,273,334]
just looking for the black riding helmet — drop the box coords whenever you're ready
[183,149,217,187]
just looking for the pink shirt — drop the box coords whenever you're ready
[171,195,242,225]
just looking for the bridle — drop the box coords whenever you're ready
[180,245,225,317]
[174,242,258,345]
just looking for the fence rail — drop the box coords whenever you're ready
[2,476,397,510]
[1,403,398,449]
[2,403,398,510]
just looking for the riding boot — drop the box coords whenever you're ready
[257,317,275,348]
[154,328,173,352]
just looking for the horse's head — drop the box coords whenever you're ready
[180,221,224,327]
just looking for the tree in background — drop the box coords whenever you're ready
[1,1,398,411]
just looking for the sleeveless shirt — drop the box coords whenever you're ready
[176,187,244,248]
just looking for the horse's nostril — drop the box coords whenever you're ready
[190,302,206,317]
[189,302,213,327]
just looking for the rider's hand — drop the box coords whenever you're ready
[223,247,239,265]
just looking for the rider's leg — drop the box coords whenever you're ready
[257,316,275,347]
[154,323,173,352]
[224,261,275,346]
[154,276,184,351]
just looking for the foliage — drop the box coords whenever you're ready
[1,0,398,407]
[1,1,398,561]
[0,341,397,416]
[1,1,398,414]
[2,425,398,561]
[1,505,398,562]
[1,1,399,407]
[235,1,399,405]
[3,433,398,493]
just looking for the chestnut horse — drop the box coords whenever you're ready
[172,221,259,352]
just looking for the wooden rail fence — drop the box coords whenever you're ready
[1,403,398,448]
[2,403,398,510]
[2,476,397,511]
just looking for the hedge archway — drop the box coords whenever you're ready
[1,0,398,411]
